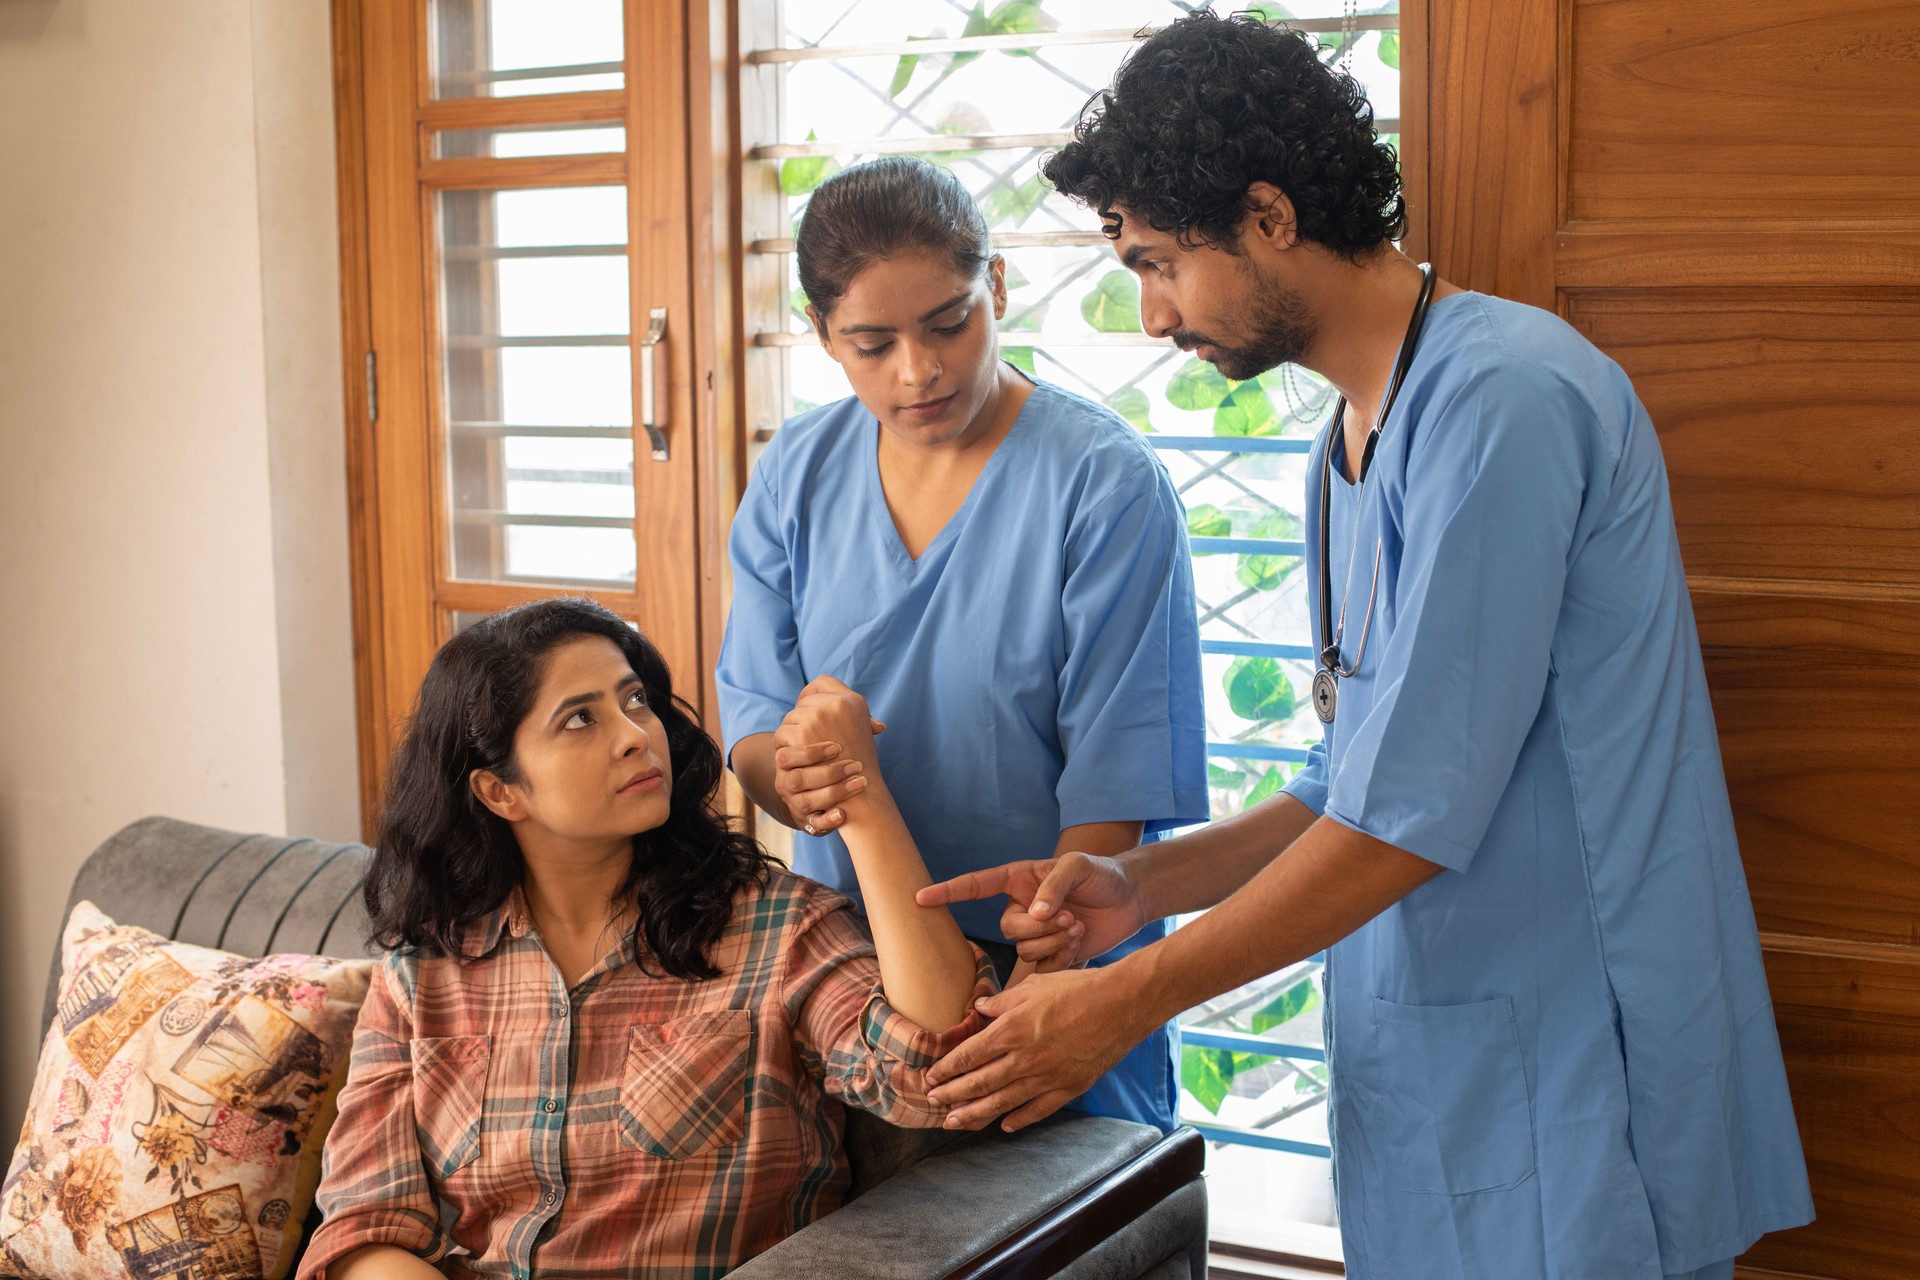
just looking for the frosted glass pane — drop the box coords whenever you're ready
[432,0,623,99]
[438,185,635,586]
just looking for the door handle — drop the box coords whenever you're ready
[640,306,668,461]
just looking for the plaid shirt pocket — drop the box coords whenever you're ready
[412,1034,490,1178]
[617,1011,751,1160]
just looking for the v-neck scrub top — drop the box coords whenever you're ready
[1285,293,1813,1277]
[716,378,1208,1128]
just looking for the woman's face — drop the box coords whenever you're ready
[472,635,674,847]
[810,249,1009,447]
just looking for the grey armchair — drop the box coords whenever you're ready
[40,818,1207,1279]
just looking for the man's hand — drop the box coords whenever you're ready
[772,676,885,834]
[926,967,1157,1132]
[917,851,1147,969]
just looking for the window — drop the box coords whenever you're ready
[338,0,726,822]
[741,1,1406,1260]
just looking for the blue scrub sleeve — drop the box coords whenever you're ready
[715,461,804,765]
[1054,462,1209,830]
[1324,363,1591,872]
[1281,738,1330,816]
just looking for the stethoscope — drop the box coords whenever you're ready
[1310,262,1437,726]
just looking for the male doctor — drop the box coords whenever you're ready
[914,12,1814,1279]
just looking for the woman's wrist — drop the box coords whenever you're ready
[836,774,898,829]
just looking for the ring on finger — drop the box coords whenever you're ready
[803,820,818,836]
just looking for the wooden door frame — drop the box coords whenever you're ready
[330,0,748,840]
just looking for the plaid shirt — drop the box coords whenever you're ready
[297,869,993,1280]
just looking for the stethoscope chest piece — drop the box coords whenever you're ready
[1312,666,1339,724]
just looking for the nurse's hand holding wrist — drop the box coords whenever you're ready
[772,677,886,834]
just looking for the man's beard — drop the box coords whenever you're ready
[1171,260,1316,382]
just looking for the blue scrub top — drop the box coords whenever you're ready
[716,377,1209,1128]
[1284,293,1814,1277]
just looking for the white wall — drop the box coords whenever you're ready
[0,0,359,1139]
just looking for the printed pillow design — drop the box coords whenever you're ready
[0,902,371,1280]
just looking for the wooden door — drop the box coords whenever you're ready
[1422,3,1920,1276]
[335,0,737,831]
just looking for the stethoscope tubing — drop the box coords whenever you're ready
[1316,263,1439,684]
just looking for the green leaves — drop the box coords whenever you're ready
[1166,358,1232,411]
[1105,385,1152,433]
[1209,761,1248,789]
[988,0,1055,52]
[1189,502,1301,591]
[889,1,1057,99]
[1213,383,1280,437]
[778,131,839,197]
[1236,509,1302,592]
[951,1,993,70]
[1081,270,1141,333]
[1185,502,1230,541]
[1166,357,1322,438]
[1378,31,1401,69]
[1179,973,1321,1114]
[889,42,925,98]
[1246,764,1288,807]
[1225,656,1297,723]
[1180,1044,1278,1115]
[1004,344,1037,376]
[1180,1045,1231,1114]
[1252,976,1319,1034]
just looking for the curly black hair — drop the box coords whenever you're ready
[1040,9,1405,258]
[366,597,774,981]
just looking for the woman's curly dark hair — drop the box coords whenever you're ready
[366,597,773,981]
[1040,9,1405,258]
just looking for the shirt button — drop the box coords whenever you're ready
[543,1099,559,1113]
[554,1003,568,1019]
[544,1190,556,1206]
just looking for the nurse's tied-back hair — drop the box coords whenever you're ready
[795,156,993,318]
[366,597,774,981]
[1041,8,1405,260]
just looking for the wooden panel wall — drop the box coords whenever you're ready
[1426,3,1920,1276]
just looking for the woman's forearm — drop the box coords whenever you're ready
[326,1245,445,1280]
[839,781,979,1030]
[1122,792,1320,921]
[729,732,791,829]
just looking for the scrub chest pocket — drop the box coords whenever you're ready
[1369,996,1535,1195]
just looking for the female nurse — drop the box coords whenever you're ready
[715,157,1207,1129]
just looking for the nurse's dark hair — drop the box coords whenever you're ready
[795,156,994,319]
[1040,9,1405,258]
[364,596,773,980]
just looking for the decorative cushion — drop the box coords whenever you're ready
[1,903,372,1280]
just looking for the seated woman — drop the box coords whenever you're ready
[297,597,999,1280]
